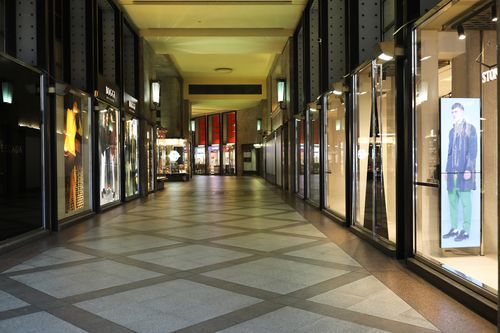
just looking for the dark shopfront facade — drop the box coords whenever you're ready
[0,0,157,249]
[284,0,500,323]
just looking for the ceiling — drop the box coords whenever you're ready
[118,0,307,115]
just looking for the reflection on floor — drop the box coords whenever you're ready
[0,177,493,332]
[433,254,497,291]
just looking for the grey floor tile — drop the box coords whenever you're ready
[274,224,327,238]
[218,217,299,230]
[223,207,292,217]
[129,244,251,270]
[218,306,388,333]
[73,234,179,254]
[267,212,308,222]
[212,233,314,252]
[68,228,130,242]
[173,213,243,223]
[115,219,190,231]
[309,276,438,330]
[76,279,260,333]
[0,311,87,333]
[3,247,95,273]
[159,225,246,240]
[11,260,161,298]
[285,243,361,267]
[0,290,29,312]
[204,257,349,294]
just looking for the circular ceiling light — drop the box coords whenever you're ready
[214,67,233,74]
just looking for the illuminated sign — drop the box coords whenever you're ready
[482,67,497,83]
[105,86,116,100]
[169,150,180,162]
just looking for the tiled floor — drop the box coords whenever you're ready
[0,177,495,332]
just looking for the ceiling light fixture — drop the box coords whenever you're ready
[457,24,466,40]
[492,5,498,22]
[214,67,233,74]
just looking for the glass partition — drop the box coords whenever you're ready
[222,112,236,175]
[146,124,154,192]
[208,114,221,175]
[353,61,396,244]
[276,129,282,186]
[0,56,43,240]
[97,102,120,206]
[308,106,321,204]
[56,88,92,221]
[297,118,305,196]
[194,116,207,175]
[414,4,497,294]
[124,115,139,197]
[325,93,346,218]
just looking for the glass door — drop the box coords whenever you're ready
[353,61,396,244]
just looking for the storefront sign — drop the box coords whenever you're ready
[106,86,116,100]
[169,150,180,162]
[440,98,481,249]
[481,67,497,83]
[128,100,137,112]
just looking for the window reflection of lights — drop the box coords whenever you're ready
[18,122,40,130]
[420,56,432,61]
[357,91,367,95]
[357,149,369,160]
[480,118,486,121]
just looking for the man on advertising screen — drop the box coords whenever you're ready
[442,102,477,242]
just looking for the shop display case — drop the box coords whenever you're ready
[55,84,93,222]
[157,131,190,181]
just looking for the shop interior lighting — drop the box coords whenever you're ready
[331,82,349,96]
[2,82,13,104]
[492,5,498,22]
[256,118,262,131]
[457,24,466,40]
[151,81,161,105]
[373,41,404,62]
[277,79,286,109]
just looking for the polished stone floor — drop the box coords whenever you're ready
[0,177,495,332]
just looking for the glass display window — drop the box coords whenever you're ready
[146,125,154,192]
[353,60,397,245]
[265,135,276,182]
[0,56,43,240]
[208,114,221,175]
[194,146,206,174]
[208,145,220,175]
[124,115,139,198]
[56,86,92,221]
[222,112,237,176]
[97,103,120,206]
[413,2,497,295]
[325,92,346,218]
[157,137,189,176]
[296,117,305,196]
[308,106,321,204]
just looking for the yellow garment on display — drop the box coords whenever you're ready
[64,108,77,156]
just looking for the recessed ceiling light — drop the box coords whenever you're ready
[214,68,233,74]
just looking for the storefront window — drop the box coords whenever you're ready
[98,103,120,206]
[325,93,346,218]
[124,116,139,197]
[297,118,305,196]
[146,124,154,192]
[56,88,92,221]
[222,112,236,175]
[193,116,207,175]
[208,114,221,175]
[414,3,497,294]
[354,61,396,244]
[308,107,320,204]
[0,56,43,240]
[276,129,282,186]
[157,137,189,176]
